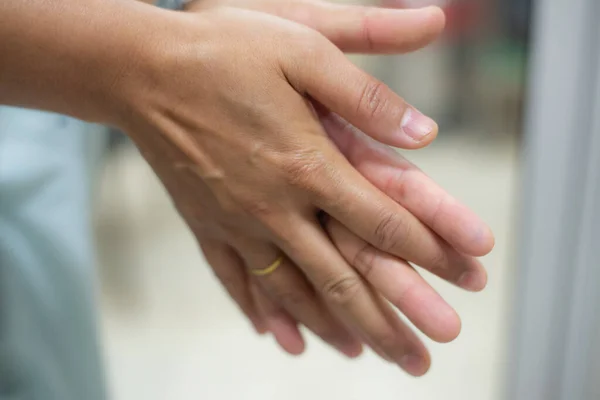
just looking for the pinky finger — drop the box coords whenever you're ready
[250,281,306,356]
[199,238,266,334]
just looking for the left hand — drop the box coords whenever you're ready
[185,0,493,376]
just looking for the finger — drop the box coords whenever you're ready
[235,240,362,358]
[185,2,445,54]
[282,134,486,291]
[199,238,266,334]
[375,292,430,376]
[326,217,461,343]
[273,215,429,373]
[285,46,437,149]
[340,318,391,362]
[325,292,430,376]
[320,109,495,257]
[320,293,393,363]
[282,4,445,54]
[250,280,306,355]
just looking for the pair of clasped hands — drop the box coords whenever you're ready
[127,0,494,376]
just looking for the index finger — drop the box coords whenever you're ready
[285,4,446,54]
[293,137,478,285]
[320,110,495,257]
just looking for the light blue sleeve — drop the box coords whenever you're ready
[0,108,109,400]
[0,4,184,400]
[155,0,188,10]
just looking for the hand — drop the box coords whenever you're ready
[0,0,493,375]
[201,109,494,375]
[178,0,492,374]
[118,7,493,375]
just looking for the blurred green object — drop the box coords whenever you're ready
[478,39,528,86]
[470,39,528,134]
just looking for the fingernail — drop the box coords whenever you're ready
[401,108,436,142]
[399,354,426,376]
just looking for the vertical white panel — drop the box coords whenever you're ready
[507,0,600,399]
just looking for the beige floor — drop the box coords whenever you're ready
[94,132,518,400]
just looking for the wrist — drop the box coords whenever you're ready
[57,0,192,129]
[82,1,175,126]
[0,0,175,126]
[90,3,171,127]
[108,7,214,135]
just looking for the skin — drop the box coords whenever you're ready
[182,0,494,375]
[0,0,494,376]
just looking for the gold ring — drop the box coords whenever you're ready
[251,256,284,277]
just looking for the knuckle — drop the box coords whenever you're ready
[211,192,247,217]
[386,171,408,204]
[429,196,449,231]
[214,192,277,226]
[295,29,332,60]
[427,249,448,273]
[374,211,408,251]
[284,28,330,76]
[321,275,363,306]
[352,243,378,279]
[373,330,400,352]
[359,9,375,51]
[274,289,307,309]
[282,148,330,190]
[239,197,273,219]
[357,80,389,120]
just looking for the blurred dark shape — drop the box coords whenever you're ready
[502,0,533,43]
[376,0,532,136]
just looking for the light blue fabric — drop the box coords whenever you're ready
[0,107,109,400]
[156,0,188,10]
[0,4,185,399]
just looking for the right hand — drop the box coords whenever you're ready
[199,110,494,376]
[114,6,492,374]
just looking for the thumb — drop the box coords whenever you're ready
[285,46,437,148]
[281,4,446,53]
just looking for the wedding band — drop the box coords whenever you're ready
[251,256,284,277]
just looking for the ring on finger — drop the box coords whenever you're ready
[250,255,284,277]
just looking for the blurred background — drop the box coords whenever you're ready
[95,0,530,399]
